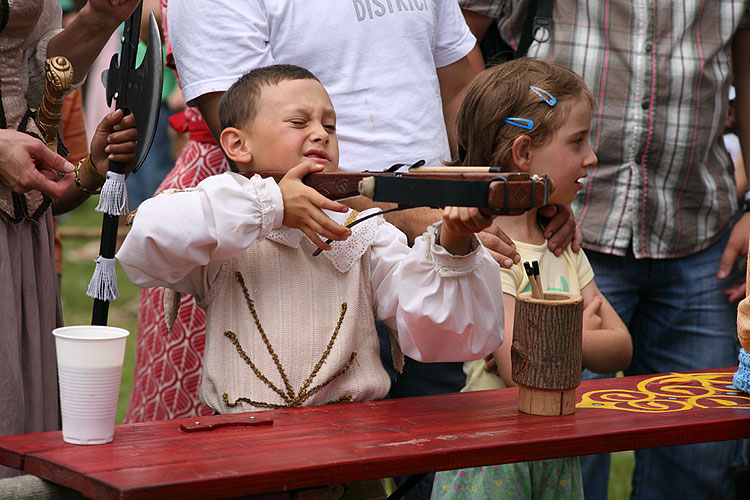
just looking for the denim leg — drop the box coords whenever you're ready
[580,249,644,500]
[588,233,741,500]
[377,322,465,500]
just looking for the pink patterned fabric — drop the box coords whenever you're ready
[124,0,227,423]
[124,137,227,423]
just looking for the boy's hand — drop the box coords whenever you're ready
[90,109,137,175]
[279,161,351,251]
[440,206,493,255]
[583,295,604,331]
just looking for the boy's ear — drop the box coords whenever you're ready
[219,127,253,165]
[510,135,532,172]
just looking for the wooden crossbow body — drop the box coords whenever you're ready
[250,165,554,217]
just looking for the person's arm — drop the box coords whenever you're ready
[46,0,141,85]
[53,109,136,214]
[490,280,632,380]
[370,219,504,362]
[734,28,750,189]
[194,91,224,143]
[717,28,750,292]
[579,280,632,373]
[437,56,477,158]
[461,9,496,72]
[116,172,284,294]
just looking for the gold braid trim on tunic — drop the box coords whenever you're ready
[221,271,357,410]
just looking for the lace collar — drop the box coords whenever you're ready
[268,208,381,273]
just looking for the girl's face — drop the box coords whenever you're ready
[528,97,597,205]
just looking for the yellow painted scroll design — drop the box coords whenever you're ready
[577,372,750,413]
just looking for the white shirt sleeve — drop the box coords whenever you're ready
[434,0,477,68]
[371,222,504,363]
[168,0,274,104]
[116,172,284,297]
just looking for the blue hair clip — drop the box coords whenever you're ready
[504,117,533,130]
[530,86,557,106]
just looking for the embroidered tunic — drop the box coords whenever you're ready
[117,172,504,412]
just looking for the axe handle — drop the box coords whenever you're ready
[91,158,129,326]
[36,57,73,150]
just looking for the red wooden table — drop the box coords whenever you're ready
[1,368,748,499]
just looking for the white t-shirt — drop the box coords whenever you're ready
[168,0,475,172]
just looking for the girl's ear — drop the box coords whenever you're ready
[510,135,533,172]
[219,127,253,165]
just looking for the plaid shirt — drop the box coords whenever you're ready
[461,0,750,258]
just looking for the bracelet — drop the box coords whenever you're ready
[84,155,105,183]
[75,158,102,195]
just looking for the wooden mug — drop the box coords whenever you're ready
[511,291,583,416]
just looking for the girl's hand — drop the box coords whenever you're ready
[279,161,350,251]
[583,295,604,331]
[90,109,137,176]
[440,206,493,255]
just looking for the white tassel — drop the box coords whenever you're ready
[96,171,129,216]
[86,256,120,301]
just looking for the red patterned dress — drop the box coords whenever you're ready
[124,0,227,422]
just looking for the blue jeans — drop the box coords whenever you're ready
[581,232,742,500]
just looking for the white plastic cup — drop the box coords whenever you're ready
[52,325,129,445]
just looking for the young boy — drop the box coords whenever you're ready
[116,64,505,414]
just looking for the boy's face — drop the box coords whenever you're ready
[242,78,339,174]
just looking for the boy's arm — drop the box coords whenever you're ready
[580,280,632,373]
[116,173,284,294]
[370,220,504,363]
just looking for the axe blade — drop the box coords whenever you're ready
[125,12,163,173]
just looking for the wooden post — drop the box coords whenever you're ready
[511,291,583,416]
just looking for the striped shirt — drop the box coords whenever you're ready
[461,0,750,258]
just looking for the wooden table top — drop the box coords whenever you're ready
[1,368,748,499]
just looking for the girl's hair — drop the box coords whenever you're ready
[453,58,594,170]
[218,64,321,132]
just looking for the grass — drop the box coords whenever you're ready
[58,197,635,498]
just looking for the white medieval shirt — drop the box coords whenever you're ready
[117,172,504,412]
